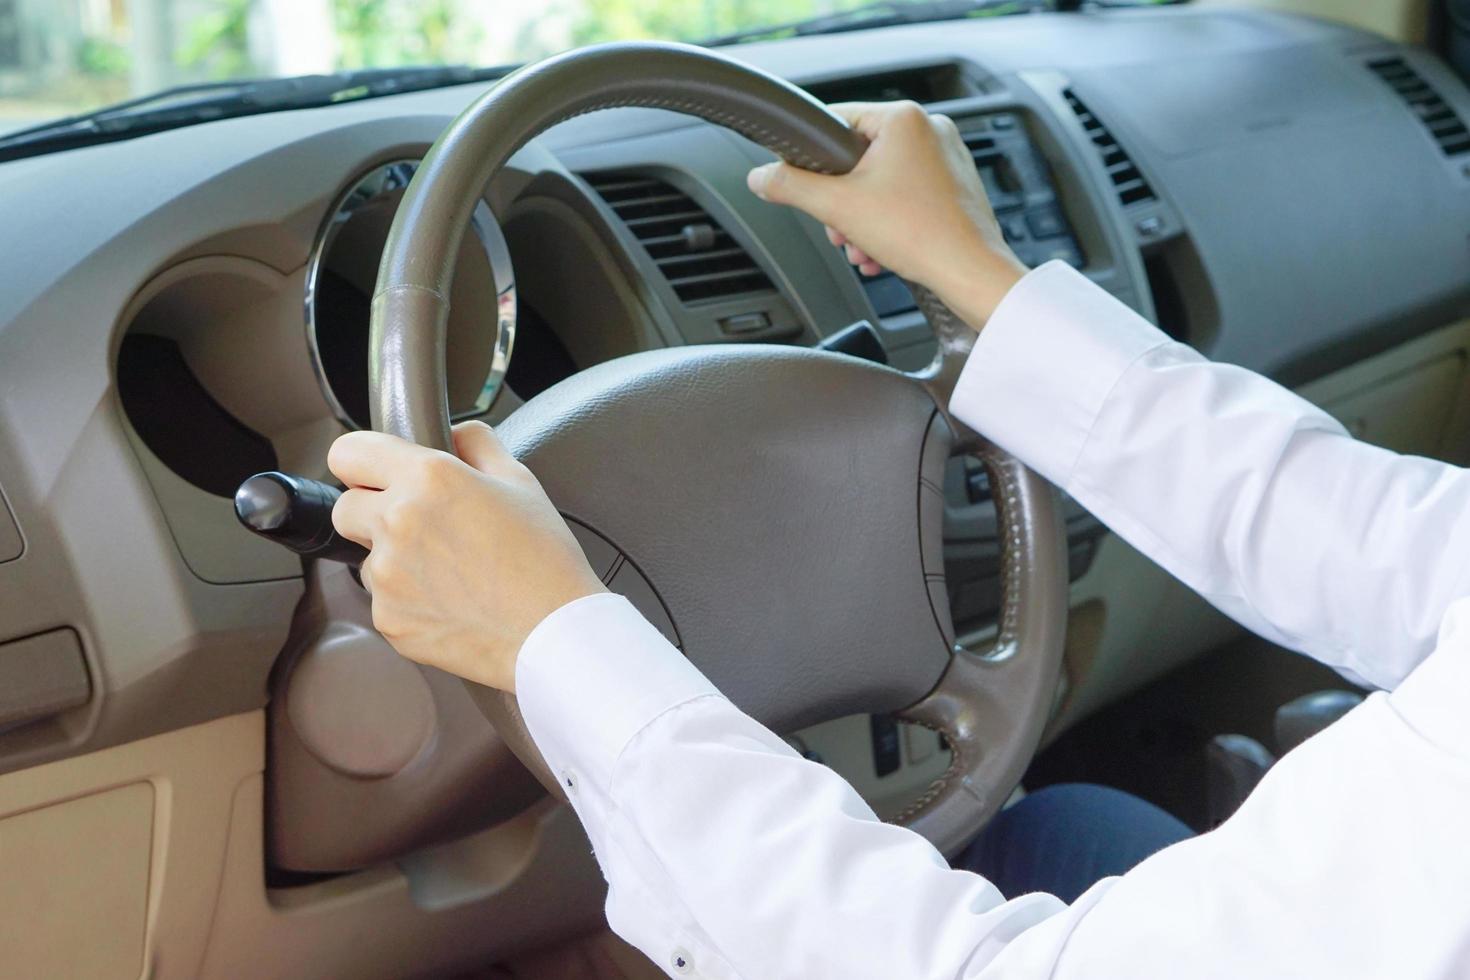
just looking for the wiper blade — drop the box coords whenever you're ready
[0,64,514,162]
[704,0,1047,46]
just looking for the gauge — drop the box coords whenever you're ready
[306,159,516,429]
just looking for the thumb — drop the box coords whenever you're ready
[452,420,514,474]
[747,161,840,223]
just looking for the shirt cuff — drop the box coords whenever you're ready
[949,260,1172,489]
[515,591,720,795]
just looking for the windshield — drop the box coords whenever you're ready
[0,0,958,137]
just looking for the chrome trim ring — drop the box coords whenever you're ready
[305,158,517,430]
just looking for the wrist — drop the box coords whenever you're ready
[925,241,1026,332]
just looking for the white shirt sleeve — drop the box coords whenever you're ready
[957,261,1470,691]
[513,260,1470,979]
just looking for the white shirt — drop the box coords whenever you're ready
[514,261,1470,979]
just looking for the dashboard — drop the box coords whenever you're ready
[1,5,1470,974]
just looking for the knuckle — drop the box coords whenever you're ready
[367,549,401,590]
[418,452,460,487]
[894,100,927,123]
[378,499,416,536]
[504,459,537,486]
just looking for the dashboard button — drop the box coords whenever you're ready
[0,629,90,733]
[1025,207,1067,239]
[719,311,770,335]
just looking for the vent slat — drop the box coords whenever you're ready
[583,172,774,305]
[1368,56,1470,158]
[664,267,770,287]
[664,271,773,303]
[1063,90,1156,208]
[657,246,749,267]
[645,232,732,260]
[621,209,708,228]
[605,193,694,219]
[1443,133,1470,155]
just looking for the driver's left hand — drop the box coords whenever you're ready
[328,420,607,692]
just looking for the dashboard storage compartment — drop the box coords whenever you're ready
[0,781,154,979]
[0,629,90,734]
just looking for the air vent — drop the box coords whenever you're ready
[1063,90,1157,207]
[1367,57,1470,157]
[583,172,775,304]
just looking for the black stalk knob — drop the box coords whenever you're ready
[234,472,369,567]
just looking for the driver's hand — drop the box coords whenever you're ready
[328,421,606,692]
[746,100,1027,329]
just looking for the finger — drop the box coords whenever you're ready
[858,260,883,277]
[452,420,515,474]
[327,430,427,490]
[827,101,899,140]
[746,161,839,223]
[332,486,382,547]
[928,111,960,138]
[825,226,846,247]
[844,243,873,268]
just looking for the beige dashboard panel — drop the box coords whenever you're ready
[0,711,259,980]
[0,709,612,980]
[0,781,153,978]
[1298,320,1470,462]
[199,783,607,979]
[1319,352,1464,456]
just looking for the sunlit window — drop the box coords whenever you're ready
[0,0,878,134]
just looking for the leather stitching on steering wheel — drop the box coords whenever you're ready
[891,715,964,824]
[982,447,1024,654]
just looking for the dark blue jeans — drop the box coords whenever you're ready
[955,783,1194,903]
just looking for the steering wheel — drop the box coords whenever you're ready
[368,41,1067,854]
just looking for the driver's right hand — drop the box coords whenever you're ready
[746,100,1027,331]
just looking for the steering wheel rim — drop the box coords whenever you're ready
[369,41,1068,853]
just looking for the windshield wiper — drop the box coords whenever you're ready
[0,64,514,163]
[704,0,1049,46]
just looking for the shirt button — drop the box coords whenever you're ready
[560,770,576,792]
[670,948,693,974]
